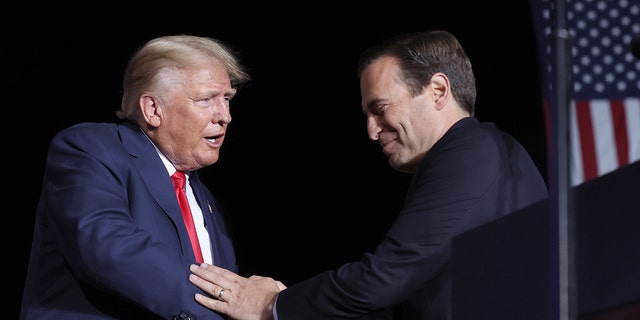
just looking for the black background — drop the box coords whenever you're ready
[7,3,548,317]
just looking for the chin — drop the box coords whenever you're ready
[388,157,402,169]
[202,152,220,166]
[389,155,413,173]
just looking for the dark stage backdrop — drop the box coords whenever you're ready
[7,3,547,318]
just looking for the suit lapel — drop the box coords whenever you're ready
[189,172,236,267]
[118,122,185,232]
[118,122,233,267]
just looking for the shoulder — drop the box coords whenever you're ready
[433,117,503,153]
[419,118,514,176]
[54,122,119,140]
[50,122,142,154]
[54,121,142,142]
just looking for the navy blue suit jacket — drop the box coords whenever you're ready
[20,121,235,319]
[275,117,549,319]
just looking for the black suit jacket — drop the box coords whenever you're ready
[276,117,549,319]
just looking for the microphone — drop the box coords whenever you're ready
[632,34,640,59]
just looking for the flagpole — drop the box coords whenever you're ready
[551,0,577,319]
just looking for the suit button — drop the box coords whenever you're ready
[172,313,191,320]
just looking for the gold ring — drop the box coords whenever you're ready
[218,288,225,300]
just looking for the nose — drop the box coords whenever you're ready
[367,116,381,141]
[214,99,232,125]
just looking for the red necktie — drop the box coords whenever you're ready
[171,171,204,264]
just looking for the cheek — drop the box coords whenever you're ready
[189,111,214,128]
[386,113,408,132]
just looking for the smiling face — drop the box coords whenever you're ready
[360,56,464,173]
[141,60,237,172]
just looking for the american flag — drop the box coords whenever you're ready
[531,0,640,186]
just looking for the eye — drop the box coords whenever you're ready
[372,104,387,116]
[195,98,213,107]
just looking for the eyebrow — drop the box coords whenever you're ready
[362,98,386,115]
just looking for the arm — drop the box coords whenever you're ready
[188,129,501,319]
[189,263,286,320]
[188,122,524,319]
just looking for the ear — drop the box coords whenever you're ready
[429,73,450,110]
[140,94,161,128]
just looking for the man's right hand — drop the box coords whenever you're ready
[189,263,286,320]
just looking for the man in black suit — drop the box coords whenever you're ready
[188,29,549,319]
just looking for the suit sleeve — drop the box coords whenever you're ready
[276,127,507,319]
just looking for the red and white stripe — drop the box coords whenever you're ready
[569,98,640,186]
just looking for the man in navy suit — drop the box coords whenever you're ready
[187,30,550,319]
[19,35,250,319]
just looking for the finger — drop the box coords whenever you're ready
[276,280,287,291]
[202,263,244,282]
[189,274,226,299]
[190,264,236,289]
[194,293,230,314]
[217,287,227,301]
